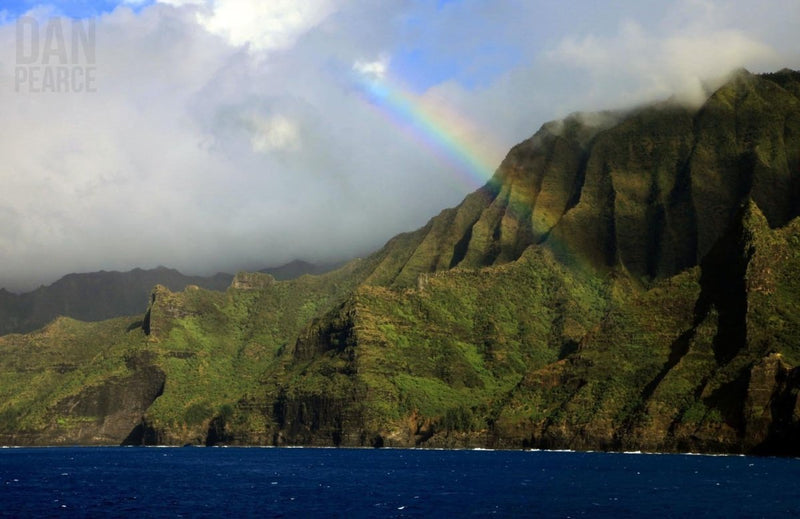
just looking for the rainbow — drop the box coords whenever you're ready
[352,67,597,276]
[352,71,503,192]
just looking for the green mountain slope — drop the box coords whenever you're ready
[1,69,799,454]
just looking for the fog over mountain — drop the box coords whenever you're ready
[0,0,797,291]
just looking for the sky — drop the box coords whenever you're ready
[0,0,798,291]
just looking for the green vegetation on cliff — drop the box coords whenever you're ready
[1,69,799,454]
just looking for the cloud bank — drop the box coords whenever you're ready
[0,0,797,291]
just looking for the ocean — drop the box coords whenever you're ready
[1,447,798,517]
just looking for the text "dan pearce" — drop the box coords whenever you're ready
[15,16,97,94]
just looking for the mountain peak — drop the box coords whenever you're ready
[258,259,342,280]
[362,70,800,288]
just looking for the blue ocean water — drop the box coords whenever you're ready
[1,447,799,517]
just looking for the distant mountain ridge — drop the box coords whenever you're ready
[0,267,233,336]
[259,260,344,280]
[0,260,340,336]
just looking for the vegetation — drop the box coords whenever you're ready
[1,69,799,455]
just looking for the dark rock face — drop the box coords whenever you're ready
[744,354,800,455]
[556,71,799,278]
[292,302,358,362]
[271,392,366,447]
[1,354,165,446]
[53,367,165,443]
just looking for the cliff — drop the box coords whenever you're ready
[1,69,799,454]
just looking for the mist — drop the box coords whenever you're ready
[0,0,797,292]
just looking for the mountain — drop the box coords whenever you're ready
[0,260,339,336]
[259,260,344,281]
[0,267,234,336]
[363,69,799,287]
[1,69,799,454]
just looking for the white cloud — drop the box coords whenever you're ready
[0,2,468,290]
[544,2,785,109]
[188,0,337,54]
[353,54,389,80]
[248,114,301,152]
